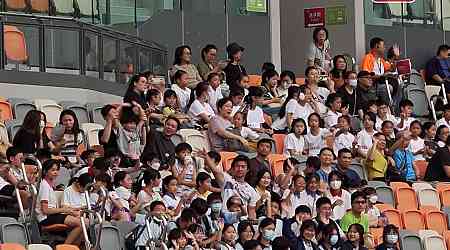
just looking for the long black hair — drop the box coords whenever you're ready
[173,45,191,65]
[200,44,217,62]
[17,110,47,146]
[59,109,82,146]
[329,55,347,79]
[278,85,300,118]
[244,86,264,107]
[186,81,209,112]
[313,27,329,43]
[280,70,296,84]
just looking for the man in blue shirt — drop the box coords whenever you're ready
[392,134,416,182]
[426,44,450,97]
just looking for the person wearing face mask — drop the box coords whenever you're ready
[133,201,169,250]
[375,224,399,250]
[318,224,343,250]
[171,143,197,197]
[337,71,357,117]
[293,219,319,250]
[326,171,351,221]
[13,110,49,154]
[279,70,297,100]
[363,187,383,228]
[257,218,277,250]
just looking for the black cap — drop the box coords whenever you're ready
[226,42,244,56]
[357,70,375,78]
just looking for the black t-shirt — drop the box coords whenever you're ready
[123,90,148,110]
[224,63,247,87]
[98,129,118,152]
[337,87,356,115]
[13,129,39,154]
[425,146,450,182]
[142,128,175,166]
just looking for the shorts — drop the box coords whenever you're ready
[0,185,15,197]
[39,214,68,226]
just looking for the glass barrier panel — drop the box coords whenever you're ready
[3,24,40,71]
[118,40,136,84]
[85,31,99,78]
[138,46,152,73]
[152,49,166,76]
[45,28,80,74]
[103,36,118,82]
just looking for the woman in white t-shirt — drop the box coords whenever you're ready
[187,82,215,125]
[356,112,377,158]
[62,173,92,209]
[409,120,426,161]
[272,86,301,132]
[334,115,355,152]
[305,66,330,114]
[244,86,272,135]
[36,159,84,245]
[305,113,329,156]
[162,175,184,218]
[284,118,308,159]
[324,93,345,129]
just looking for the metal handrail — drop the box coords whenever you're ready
[16,155,42,222]
[82,183,108,250]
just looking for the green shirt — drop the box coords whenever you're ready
[339,211,369,233]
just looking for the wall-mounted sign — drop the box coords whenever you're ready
[372,0,415,3]
[326,6,346,25]
[246,0,267,13]
[304,7,325,28]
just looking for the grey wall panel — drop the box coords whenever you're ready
[280,0,356,76]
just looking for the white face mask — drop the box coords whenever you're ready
[349,79,358,87]
[40,120,46,128]
[386,234,398,244]
[330,235,339,246]
[369,195,378,204]
[330,180,342,190]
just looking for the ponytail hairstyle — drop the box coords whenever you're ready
[278,85,300,118]
[186,81,209,111]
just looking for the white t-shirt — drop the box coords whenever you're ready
[327,190,352,220]
[171,84,191,111]
[208,86,223,114]
[162,193,181,211]
[188,99,215,122]
[395,117,416,131]
[284,133,306,157]
[240,127,260,140]
[335,132,355,152]
[272,99,300,130]
[324,110,341,129]
[222,173,259,209]
[36,179,58,222]
[137,190,163,205]
[134,214,166,247]
[357,129,375,156]
[375,114,397,131]
[305,128,329,156]
[436,118,450,129]
[62,185,85,208]
[282,189,309,218]
[409,137,425,161]
[231,104,243,117]
[246,106,265,129]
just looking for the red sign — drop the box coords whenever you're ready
[304,7,325,28]
[372,0,415,3]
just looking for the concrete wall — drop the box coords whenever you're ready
[280,0,361,75]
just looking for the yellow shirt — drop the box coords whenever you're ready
[366,149,387,180]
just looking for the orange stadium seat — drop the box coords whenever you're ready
[55,245,80,250]
[395,187,418,211]
[296,77,306,85]
[402,210,426,231]
[0,101,13,122]
[3,25,28,63]
[414,160,428,180]
[425,210,448,235]
[0,243,26,250]
[369,227,384,246]
[267,153,286,177]
[390,181,410,191]
[272,134,285,154]
[5,0,28,11]
[440,188,450,207]
[375,203,395,212]
[247,75,262,87]
[30,0,49,12]
[383,209,403,229]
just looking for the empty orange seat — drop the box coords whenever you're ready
[425,211,448,235]
[444,231,450,250]
[219,151,238,172]
[440,188,450,207]
[420,205,440,213]
[30,0,49,12]
[0,243,26,250]
[436,183,450,193]
[395,187,418,211]
[247,75,262,87]
[402,210,426,231]
[5,0,27,10]
[390,181,410,191]
[267,154,286,177]
[272,134,286,155]
[375,203,395,212]
[296,78,306,85]
[369,227,384,246]
[3,25,28,63]
[55,245,80,250]
[383,209,403,228]
[0,101,13,121]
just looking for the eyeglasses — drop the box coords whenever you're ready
[354,200,366,204]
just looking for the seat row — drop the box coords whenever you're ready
[4,0,99,17]
[370,229,450,250]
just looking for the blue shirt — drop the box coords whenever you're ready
[316,166,337,183]
[439,58,450,78]
[393,149,416,181]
